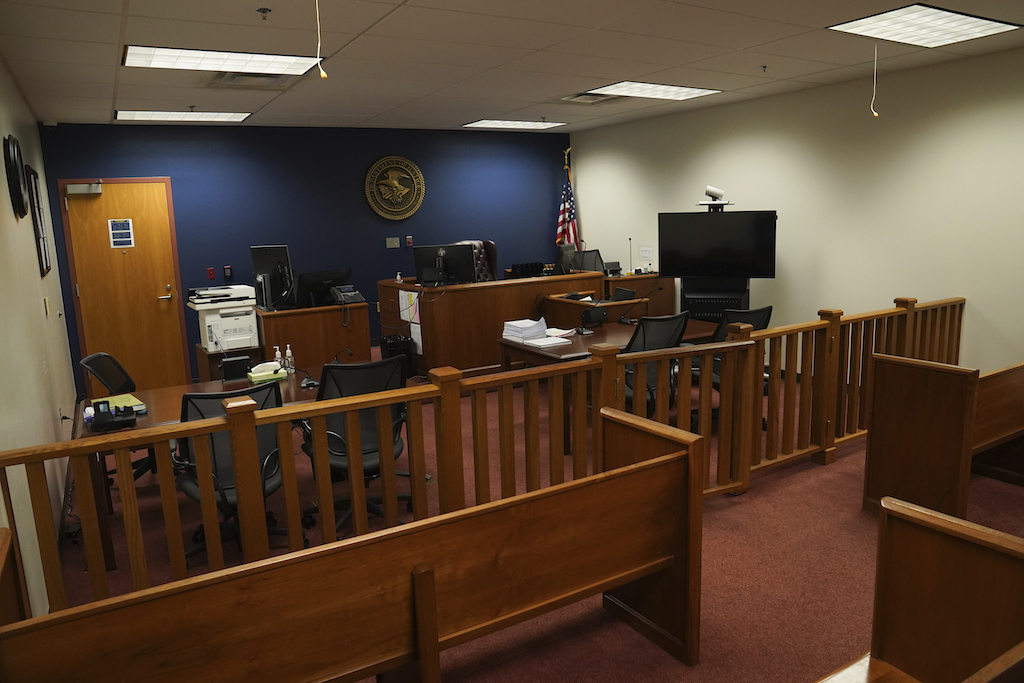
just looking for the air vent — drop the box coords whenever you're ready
[559,92,624,105]
[207,72,299,91]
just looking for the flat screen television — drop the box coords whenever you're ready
[413,244,477,286]
[250,244,294,310]
[658,211,776,278]
[294,268,353,308]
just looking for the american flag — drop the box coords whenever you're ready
[556,165,579,248]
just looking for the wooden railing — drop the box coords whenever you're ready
[0,295,967,619]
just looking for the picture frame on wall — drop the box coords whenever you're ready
[26,166,51,276]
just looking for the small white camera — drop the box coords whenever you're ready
[705,185,725,200]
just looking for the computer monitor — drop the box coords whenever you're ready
[250,244,294,310]
[412,244,477,286]
[572,249,604,273]
[294,268,353,308]
[555,243,576,275]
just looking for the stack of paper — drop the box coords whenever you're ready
[525,336,572,348]
[502,317,547,342]
[546,327,576,338]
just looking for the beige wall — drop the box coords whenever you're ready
[0,55,77,615]
[572,47,1024,374]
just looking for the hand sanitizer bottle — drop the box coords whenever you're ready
[273,345,282,370]
[285,343,295,373]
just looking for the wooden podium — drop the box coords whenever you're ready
[256,303,372,371]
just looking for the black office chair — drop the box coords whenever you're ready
[609,287,636,302]
[79,352,156,482]
[622,312,690,418]
[174,382,287,559]
[691,306,773,388]
[300,355,413,537]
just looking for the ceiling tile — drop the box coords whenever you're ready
[243,113,375,126]
[405,0,663,28]
[129,0,395,34]
[366,6,591,50]
[686,51,841,80]
[125,16,355,56]
[6,59,116,84]
[0,35,121,65]
[340,34,530,67]
[734,79,817,96]
[668,0,900,31]
[792,65,872,85]
[500,50,668,81]
[11,0,122,12]
[546,30,730,66]
[19,79,114,99]
[115,86,280,109]
[318,56,488,84]
[0,1,122,42]
[639,65,771,91]
[609,4,809,49]
[755,29,921,65]
[437,69,608,102]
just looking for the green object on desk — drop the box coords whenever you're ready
[100,393,147,414]
[247,369,288,384]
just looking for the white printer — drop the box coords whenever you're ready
[187,285,259,353]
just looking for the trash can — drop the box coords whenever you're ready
[380,335,416,375]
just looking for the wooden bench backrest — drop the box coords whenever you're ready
[0,408,701,681]
[873,498,1024,683]
[863,354,978,517]
[972,361,1024,454]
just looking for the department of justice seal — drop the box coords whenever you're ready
[365,156,425,220]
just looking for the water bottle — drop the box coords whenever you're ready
[285,343,295,373]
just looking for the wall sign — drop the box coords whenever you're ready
[108,218,135,248]
[364,156,425,220]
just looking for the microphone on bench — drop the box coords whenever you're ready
[618,285,664,325]
[576,297,607,336]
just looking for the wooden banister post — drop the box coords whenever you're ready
[429,366,465,513]
[225,396,271,562]
[591,343,620,473]
[726,324,754,491]
[894,297,917,357]
[811,310,842,465]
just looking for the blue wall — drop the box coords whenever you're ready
[40,124,569,385]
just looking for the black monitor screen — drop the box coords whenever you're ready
[250,244,294,309]
[295,268,353,308]
[413,244,477,286]
[555,244,576,275]
[658,211,776,278]
[572,249,604,273]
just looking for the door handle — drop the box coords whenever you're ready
[158,294,173,300]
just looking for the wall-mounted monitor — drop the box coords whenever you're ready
[294,268,353,308]
[658,211,776,279]
[250,244,294,310]
[413,244,477,286]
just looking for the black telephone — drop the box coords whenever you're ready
[329,284,366,305]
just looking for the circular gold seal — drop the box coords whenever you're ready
[365,156,425,220]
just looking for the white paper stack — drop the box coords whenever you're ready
[502,317,547,342]
[525,336,572,348]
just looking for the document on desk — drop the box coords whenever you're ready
[524,336,572,348]
[101,393,147,413]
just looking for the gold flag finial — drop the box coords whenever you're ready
[563,147,571,166]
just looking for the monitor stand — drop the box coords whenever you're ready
[681,277,750,323]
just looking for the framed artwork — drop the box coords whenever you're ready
[25,166,51,276]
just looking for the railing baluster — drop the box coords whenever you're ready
[781,333,798,455]
[498,384,516,498]
[798,330,813,449]
[153,440,187,581]
[677,356,692,432]
[377,405,399,528]
[847,321,862,435]
[750,340,765,467]
[471,390,491,505]
[0,469,30,617]
[655,359,670,424]
[113,447,150,591]
[834,324,849,438]
[717,352,734,486]
[524,380,541,492]
[191,434,224,569]
[24,462,67,610]
[765,338,781,462]
[346,411,368,536]
[275,421,304,553]
[572,371,588,477]
[547,377,564,487]
[406,401,429,520]
[68,455,109,600]
[632,361,647,417]
[309,415,336,543]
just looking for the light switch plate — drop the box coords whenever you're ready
[385,237,400,249]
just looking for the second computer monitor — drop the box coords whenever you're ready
[251,244,294,310]
[413,244,477,286]
[295,268,353,307]
[572,249,604,274]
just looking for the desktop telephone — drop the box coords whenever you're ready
[329,285,366,305]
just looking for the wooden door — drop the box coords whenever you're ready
[61,178,190,394]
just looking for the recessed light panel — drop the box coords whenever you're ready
[124,46,320,75]
[116,111,250,122]
[829,5,1018,48]
[586,81,720,101]
[463,120,567,130]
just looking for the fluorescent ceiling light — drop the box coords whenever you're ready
[124,46,319,75]
[829,5,1018,48]
[587,81,720,101]
[463,120,566,130]
[116,111,250,122]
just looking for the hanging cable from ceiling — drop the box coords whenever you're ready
[870,44,879,117]
[316,0,328,78]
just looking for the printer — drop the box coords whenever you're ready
[187,285,259,352]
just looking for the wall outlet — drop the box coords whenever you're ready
[385,237,400,249]
[639,246,654,261]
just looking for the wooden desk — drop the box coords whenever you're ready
[378,272,605,375]
[543,294,649,331]
[257,304,372,372]
[604,273,675,316]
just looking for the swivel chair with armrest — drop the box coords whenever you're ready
[622,312,690,418]
[691,306,773,388]
[453,239,498,282]
[300,355,413,538]
[79,352,155,481]
[174,382,288,558]
[609,287,636,302]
